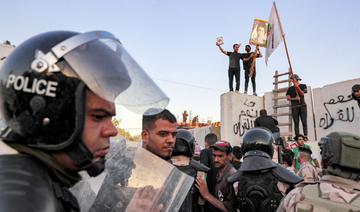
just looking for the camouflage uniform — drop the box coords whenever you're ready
[296,161,319,185]
[277,132,360,212]
[277,175,360,212]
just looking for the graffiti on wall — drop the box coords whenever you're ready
[319,95,355,129]
[233,98,259,137]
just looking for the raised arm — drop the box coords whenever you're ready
[217,43,228,55]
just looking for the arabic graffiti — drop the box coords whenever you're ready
[233,98,259,137]
[243,98,256,107]
[319,95,355,129]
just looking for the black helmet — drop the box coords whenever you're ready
[172,129,195,157]
[319,132,360,172]
[0,31,169,176]
[241,127,274,158]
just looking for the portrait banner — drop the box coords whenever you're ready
[216,36,224,46]
[249,18,268,47]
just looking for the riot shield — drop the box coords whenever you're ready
[71,139,194,212]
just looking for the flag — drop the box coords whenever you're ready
[265,2,284,65]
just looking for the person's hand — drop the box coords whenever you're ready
[294,96,301,101]
[195,177,209,198]
[216,42,220,46]
[125,186,163,212]
[293,80,300,87]
[256,45,260,51]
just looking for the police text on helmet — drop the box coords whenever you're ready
[6,74,58,97]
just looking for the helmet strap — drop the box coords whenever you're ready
[64,82,105,177]
[65,140,104,177]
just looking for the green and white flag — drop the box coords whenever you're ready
[265,2,284,65]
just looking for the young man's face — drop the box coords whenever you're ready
[82,90,117,163]
[296,136,305,147]
[354,90,360,98]
[212,149,230,169]
[233,44,240,52]
[142,119,177,158]
[245,46,251,52]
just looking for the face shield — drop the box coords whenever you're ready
[71,139,194,212]
[31,31,168,115]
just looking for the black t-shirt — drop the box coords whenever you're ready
[254,116,280,133]
[213,165,236,212]
[200,148,217,195]
[226,52,244,68]
[286,84,307,107]
[242,52,260,71]
[231,160,242,169]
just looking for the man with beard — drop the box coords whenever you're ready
[196,140,236,212]
[352,84,360,108]
[83,109,180,212]
[142,109,177,161]
[242,44,262,96]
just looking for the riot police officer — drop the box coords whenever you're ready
[0,30,169,211]
[228,128,302,212]
[277,132,360,212]
[171,129,210,212]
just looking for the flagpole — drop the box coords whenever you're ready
[273,2,293,76]
[273,1,300,100]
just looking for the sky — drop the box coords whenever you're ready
[1,0,359,135]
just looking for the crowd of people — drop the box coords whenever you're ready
[0,31,360,212]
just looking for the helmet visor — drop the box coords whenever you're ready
[63,38,169,115]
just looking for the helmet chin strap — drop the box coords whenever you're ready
[65,82,105,177]
[65,139,105,177]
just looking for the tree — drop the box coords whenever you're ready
[112,118,139,142]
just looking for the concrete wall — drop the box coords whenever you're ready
[220,78,360,157]
[0,44,15,123]
[188,126,221,148]
[0,44,15,68]
[220,92,264,146]
[221,89,315,146]
[313,78,360,139]
[264,86,316,141]
[189,126,211,148]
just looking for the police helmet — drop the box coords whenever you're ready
[241,127,274,158]
[172,129,195,157]
[319,132,360,171]
[0,31,169,176]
